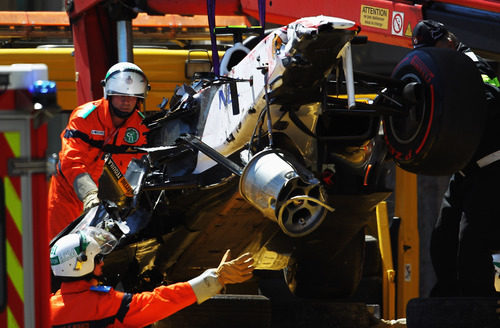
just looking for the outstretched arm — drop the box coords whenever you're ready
[188,249,255,303]
[121,250,255,326]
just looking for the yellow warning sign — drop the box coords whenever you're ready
[360,5,389,30]
[405,23,413,37]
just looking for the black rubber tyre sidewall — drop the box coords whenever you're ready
[287,228,365,299]
[383,47,486,175]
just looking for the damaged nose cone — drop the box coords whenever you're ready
[239,148,334,237]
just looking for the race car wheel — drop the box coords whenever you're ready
[286,228,365,299]
[383,47,486,175]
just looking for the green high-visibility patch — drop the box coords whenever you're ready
[79,103,97,119]
[50,256,60,265]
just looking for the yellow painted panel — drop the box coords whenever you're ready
[394,167,419,318]
[376,201,396,320]
[0,48,220,111]
[0,48,76,110]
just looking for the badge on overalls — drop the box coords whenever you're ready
[124,127,139,144]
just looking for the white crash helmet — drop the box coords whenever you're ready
[102,62,150,99]
[50,227,118,278]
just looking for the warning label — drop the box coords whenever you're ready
[391,11,404,36]
[360,5,389,30]
[405,23,413,37]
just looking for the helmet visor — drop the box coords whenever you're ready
[105,70,148,98]
[82,226,118,255]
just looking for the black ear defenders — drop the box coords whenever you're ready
[77,232,88,262]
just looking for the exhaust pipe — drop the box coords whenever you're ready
[239,149,334,237]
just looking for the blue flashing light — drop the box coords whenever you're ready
[30,80,57,95]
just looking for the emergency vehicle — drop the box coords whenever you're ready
[0,64,53,327]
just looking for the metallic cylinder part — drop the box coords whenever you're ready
[239,148,333,237]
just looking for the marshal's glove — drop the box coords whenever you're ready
[82,190,99,212]
[187,249,255,304]
[74,173,99,212]
[216,249,255,286]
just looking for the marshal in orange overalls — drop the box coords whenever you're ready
[47,98,148,240]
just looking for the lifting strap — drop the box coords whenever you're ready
[207,0,266,77]
[258,0,266,36]
[207,0,220,76]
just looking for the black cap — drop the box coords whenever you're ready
[412,20,448,48]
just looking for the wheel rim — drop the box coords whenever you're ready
[388,73,428,145]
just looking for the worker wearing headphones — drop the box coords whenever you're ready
[50,227,255,327]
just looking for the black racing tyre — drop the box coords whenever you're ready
[286,228,365,299]
[383,47,486,175]
[406,297,500,328]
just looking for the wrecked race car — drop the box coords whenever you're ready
[52,15,486,300]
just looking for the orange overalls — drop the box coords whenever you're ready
[48,98,148,240]
[50,280,197,327]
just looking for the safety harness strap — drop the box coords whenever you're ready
[63,129,147,154]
